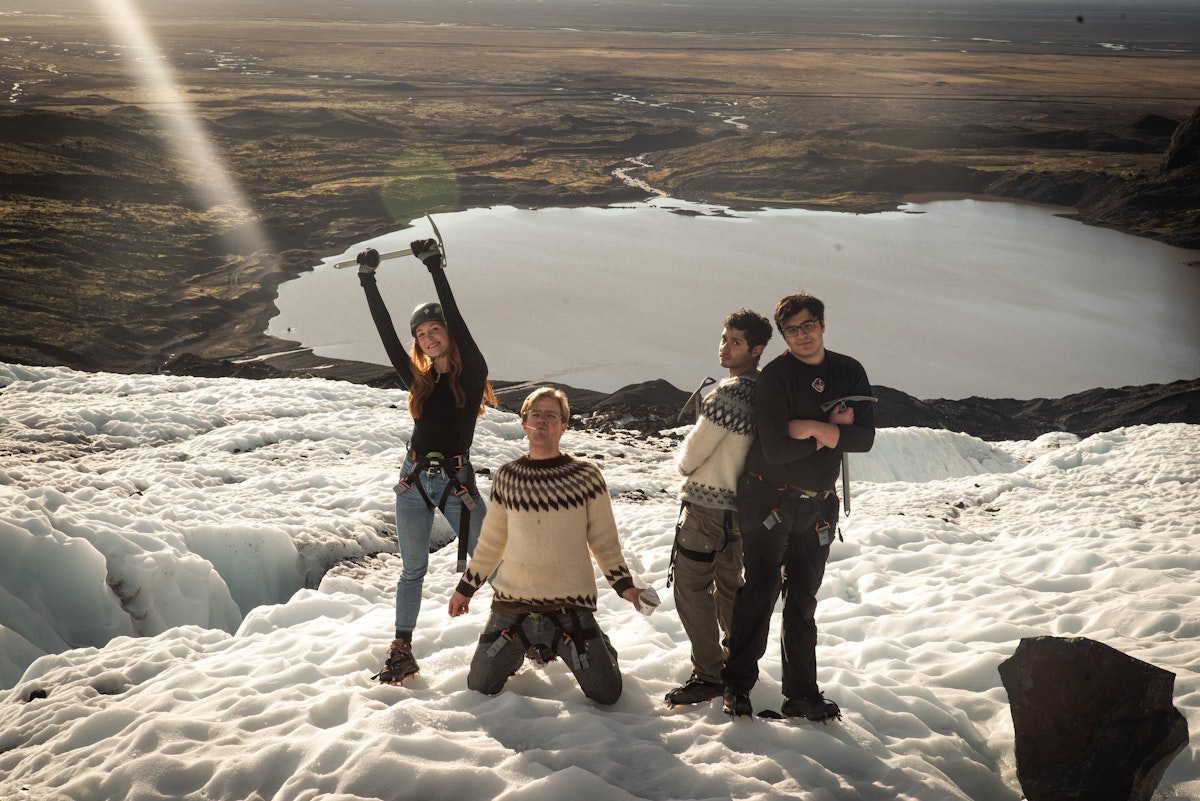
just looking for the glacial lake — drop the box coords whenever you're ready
[268,198,1200,400]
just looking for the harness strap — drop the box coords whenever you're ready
[454,493,471,572]
[482,613,532,657]
[557,609,602,672]
[403,451,477,570]
[480,608,604,673]
[408,450,469,471]
[666,503,737,588]
[744,473,835,531]
[746,472,833,499]
[666,502,686,588]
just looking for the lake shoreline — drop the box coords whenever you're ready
[3,4,1198,380]
[269,199,1200,401]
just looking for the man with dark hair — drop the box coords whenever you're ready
[448,387,647,705]
[722,292,875,721]
[664,309,772,707]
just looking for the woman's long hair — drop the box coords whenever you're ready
[407,335,496,420]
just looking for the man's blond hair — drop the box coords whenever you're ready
[520,386,570,421]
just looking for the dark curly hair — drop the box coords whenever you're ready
[723,308,773,352]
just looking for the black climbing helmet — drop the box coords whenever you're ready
[410,302,446,335]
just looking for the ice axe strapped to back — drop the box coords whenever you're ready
[332,213,447,269]
[676,376,718,425]
[819,395,878,516]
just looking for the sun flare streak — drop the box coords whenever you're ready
[95,0,266,251]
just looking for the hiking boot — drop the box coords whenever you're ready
[526,643,557,667]
[781,693,842,722]
[374,639,420,684]
[664,675,723,707]
[722,687,753,718]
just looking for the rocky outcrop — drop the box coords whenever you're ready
[872,380,1200,441]
[1079,104,1200,250]
[998,636,1189,801]
[1161,105,1200,174]
[554,377,1200,441]
[161,356,1200,441]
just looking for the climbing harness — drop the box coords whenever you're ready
[395,450,478,571]
[743,473,840,546]
[480,609,603,673]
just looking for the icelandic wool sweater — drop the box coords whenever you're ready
[456,454,635,612]
[677,372,758,511]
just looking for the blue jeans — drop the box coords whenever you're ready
[394,455,485,633]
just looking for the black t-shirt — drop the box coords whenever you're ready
[743,349,875,491]
[360,266,488,457]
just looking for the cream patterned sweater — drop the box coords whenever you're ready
[677,372,758,511]
[456,454,635,612]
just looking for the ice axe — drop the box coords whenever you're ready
[332,213,447,269]
[819,395,878,516]
[676,376,717,425]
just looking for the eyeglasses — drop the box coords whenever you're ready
[524,411,562,423]
[782,320,822,338]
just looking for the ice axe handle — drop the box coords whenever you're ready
[332,247,412,269]
[841,454,851,517]
[331,213,445,270]
[676,376,717,425]
[818,396,876,517]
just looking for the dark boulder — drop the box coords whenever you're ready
[998,636,1189,801]
[582,379,691,433]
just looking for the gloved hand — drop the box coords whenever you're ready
[356,248,380,274]
[410,238,443,269]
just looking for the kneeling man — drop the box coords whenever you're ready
[449,387,646,705]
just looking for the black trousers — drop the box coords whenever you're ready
[722,475,838,700]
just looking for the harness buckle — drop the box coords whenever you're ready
[453,483,479,511]
[486,627,517,658]
[560,631,590,671]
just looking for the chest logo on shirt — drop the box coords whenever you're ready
[812,378,826,393]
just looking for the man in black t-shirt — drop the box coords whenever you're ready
[722,292,875,721]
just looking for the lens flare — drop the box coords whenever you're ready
[382,150,461,226]
[95,0,267,255]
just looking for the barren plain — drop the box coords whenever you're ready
[2,0,1199,381]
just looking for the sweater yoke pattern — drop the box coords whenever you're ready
[460,454,631,611]
[699,377,756,436]
[491,456,608,512]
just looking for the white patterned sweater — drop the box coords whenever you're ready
[457,454,635,612]
[677,372,758,511]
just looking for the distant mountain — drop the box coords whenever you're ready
[559,377,1200,443]
[163,352,1200,442]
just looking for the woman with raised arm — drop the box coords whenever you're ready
[356,238,496,684]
